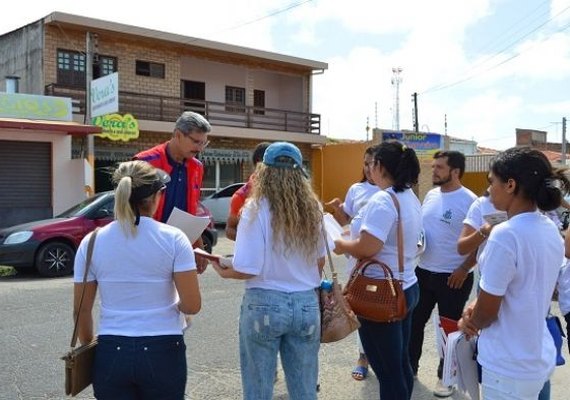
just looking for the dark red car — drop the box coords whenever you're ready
[0,191,217,277]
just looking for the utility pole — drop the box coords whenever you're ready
[562,117,567,165]
[86,32,95,196]
[366,116,370,141]
[412,92,418,132]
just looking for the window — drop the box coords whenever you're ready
[136,60,165,78]
[99,56,117,76]
[182,80,206,115]
[253,89,265,115]
[57,49,86,87]
[57,49,117,86]
[225,86,245,113]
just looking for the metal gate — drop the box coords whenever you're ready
[0,140,52,228]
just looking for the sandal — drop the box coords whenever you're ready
[351,365,368,381]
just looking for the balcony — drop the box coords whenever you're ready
[45,84,321,135]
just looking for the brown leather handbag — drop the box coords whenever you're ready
[61,229,99,396]
[344,192,407,323]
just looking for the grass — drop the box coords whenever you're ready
[0,265,16,277]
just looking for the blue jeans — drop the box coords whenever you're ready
[93,335,187,400]
[359,283,420,400]
[239,288,320,400]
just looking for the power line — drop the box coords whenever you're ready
[422,4,570,94]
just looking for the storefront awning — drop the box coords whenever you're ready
[198,148,252,165]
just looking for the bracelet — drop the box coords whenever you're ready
[477,229,487,239]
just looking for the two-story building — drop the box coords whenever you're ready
[0,11,327,196]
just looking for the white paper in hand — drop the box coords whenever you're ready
[323,213,346,250]
[167,207,210,243]
[483,212,507,226]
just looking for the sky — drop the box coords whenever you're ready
[1,0,570,150]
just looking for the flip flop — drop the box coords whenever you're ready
[351,365,368,381]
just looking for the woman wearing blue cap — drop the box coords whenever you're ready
[212,142,325,400]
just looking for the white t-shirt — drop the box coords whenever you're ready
[477,212,563,381]
[343,181,378,218]
[558,261,570,315]
[233,198,325,292]
[463,196,500,261]
[359,188,422,289]
[419,186,476,273]
[74,217,196,336]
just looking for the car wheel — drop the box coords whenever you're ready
[202,234,213,254]
[35,241,75,277]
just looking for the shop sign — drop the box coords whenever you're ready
[91,72,119,118]
[0,92,72,121]
[93,113,139,141]
[382,131,443,158]
[199,148,252,164]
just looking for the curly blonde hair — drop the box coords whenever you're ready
[249,163,322,260]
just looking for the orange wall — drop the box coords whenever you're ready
[311,142,370,203]
[462,172,489,197]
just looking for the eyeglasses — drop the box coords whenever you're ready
[186,135,210,148]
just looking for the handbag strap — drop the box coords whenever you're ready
[320,216,338,282]
[386,191,404,280]
[70,228,99,348]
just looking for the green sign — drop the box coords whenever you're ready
[92,113,139,142]
[0,93,72,121]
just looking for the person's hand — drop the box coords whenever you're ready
[333,239,345,255]
[195,255,209,274]
[210,260,232,278]
[447,267,469,289]
[325,198,342,213]
[479,222,493,237]
[458,303,479,339]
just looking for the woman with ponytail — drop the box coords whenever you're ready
[459,147,569,399]
[73,160,201,399]
[334,141,422,400]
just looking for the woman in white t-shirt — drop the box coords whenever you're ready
[325,145,379,380]
[212,142,325,400]
[73,160,201,399]
[334,141,422,400]
[459,147,569,400]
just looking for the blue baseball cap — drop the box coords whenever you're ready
[263,142,308,177]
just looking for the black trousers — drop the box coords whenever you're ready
[408,267,474,378]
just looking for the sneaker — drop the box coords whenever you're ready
[433,379,454,398]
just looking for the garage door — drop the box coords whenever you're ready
[0,140,52,228]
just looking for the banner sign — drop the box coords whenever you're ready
[382,131,443,157]
[93,113,139,141]
[0,93,72,121]
[90,72,119,118]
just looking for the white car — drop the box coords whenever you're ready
[202,183,245,224]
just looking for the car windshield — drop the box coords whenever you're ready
[56,192,110,218]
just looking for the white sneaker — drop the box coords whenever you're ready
[433,379,454,398]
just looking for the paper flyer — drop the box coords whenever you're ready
[323,213,348,250]
[166,207,210,244]
[482,212,507,226]
[193,248,233,269]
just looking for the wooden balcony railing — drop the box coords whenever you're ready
[45,84,321,135]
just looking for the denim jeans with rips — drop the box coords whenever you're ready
[239,287,320,400]
[93,335,187,400]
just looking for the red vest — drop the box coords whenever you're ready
[134,142,203,221]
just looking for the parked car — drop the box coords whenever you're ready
[0,191,217,277]
[202,182,246,224]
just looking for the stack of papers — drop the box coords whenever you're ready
[193,247,233,269]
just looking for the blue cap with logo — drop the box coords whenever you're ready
[263,142,308,177]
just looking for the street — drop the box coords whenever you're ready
[0,230,568,399]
